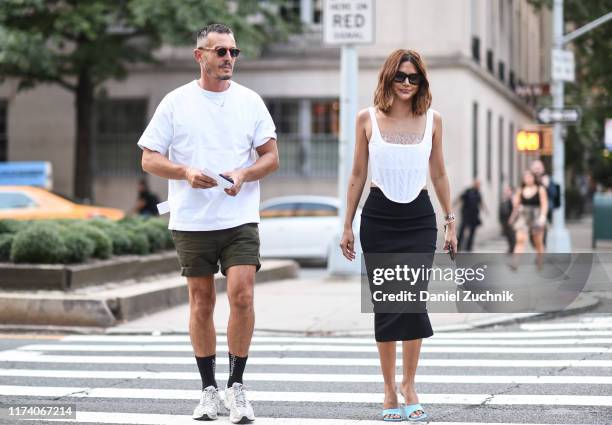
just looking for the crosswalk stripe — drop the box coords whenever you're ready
[2,369,611,384]
[520,322,612,330]
[16,344,612,354]
[61,330,612,343]
[2,385,611,406]
[1,351,611,367]
[23,411,586,425]
[56,337,612,346]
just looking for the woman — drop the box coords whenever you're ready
[509,170,548,269]
[339,49,457,422]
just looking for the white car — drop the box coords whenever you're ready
[259,196,361,261]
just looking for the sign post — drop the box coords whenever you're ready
[324,0,375,275]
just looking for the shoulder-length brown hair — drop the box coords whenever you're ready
[373,49,432,115]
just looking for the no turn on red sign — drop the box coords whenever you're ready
[323,0,375,45]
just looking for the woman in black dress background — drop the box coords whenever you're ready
[340,49,457,421]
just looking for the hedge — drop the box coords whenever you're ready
[0,217,172,264]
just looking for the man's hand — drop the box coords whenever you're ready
[222,169,247,196]
[185,167,217,189]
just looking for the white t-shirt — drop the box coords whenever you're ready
[137,80,277,231]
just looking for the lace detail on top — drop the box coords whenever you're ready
[380,132,423,145]
[367,107,434,203]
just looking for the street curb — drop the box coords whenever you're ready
[0,260,298,330]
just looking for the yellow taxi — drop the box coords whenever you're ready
[0,186,125,221]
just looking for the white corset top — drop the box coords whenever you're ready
[368,106,434,203]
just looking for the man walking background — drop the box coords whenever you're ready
[138,24,278,423]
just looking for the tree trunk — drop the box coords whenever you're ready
[74,70,95,202]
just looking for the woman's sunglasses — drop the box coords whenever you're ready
[393,71,423,85]
[198,46,241,58]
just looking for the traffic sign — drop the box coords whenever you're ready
[323,0,375,45]
[551,49,575,82]
[537,107,581,125]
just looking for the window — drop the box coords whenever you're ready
[94,98,147,177]
[280,0,322,24]
[0,192,37,209]
[295,202,337,217]
[0,100,7,162]
[486,50,494,74]
[266,98,339,177]
[486,109,492,183]
[509,122,515,185]
[310,100,339,176]
[498,61,505,82]
[260,202,298,218]
[472,102,479,179]
[471,36,481,64]
[509,70,516,90]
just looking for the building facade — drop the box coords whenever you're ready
[0,0,551,242]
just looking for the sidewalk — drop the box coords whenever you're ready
[114,216,604,335]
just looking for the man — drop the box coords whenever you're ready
[499,184,516,254]
[454,179,488,252]
[132,178,160,216]
[138,24,279,423]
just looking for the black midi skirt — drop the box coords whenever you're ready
[360,187,437,342]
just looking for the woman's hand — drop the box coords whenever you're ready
[443,221,458,256]
[339,228,356,261]
[537,214,547,227]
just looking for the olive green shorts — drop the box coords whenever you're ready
[171,223,261,277]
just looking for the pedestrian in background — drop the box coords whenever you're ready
[132,178,160,216]
[138,23,279,423]
[455,179,487,252]
[340,49,457,422]
[499,184,516,254]
[509,170,548,269]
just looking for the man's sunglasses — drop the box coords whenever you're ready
[393,71,423,85]
[198,46,241,58]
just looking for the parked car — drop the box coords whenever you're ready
[259,195,361,261]
[0,186,125,221]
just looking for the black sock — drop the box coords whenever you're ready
[227,352,248,387]
[195,354,217,389]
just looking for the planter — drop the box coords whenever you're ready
[0,251,180,290]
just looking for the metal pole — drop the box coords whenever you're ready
[548,0,572,252]
[328,44,359,274]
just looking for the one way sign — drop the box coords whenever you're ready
[537,107,581,125]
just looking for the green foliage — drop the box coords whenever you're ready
[0,219,24,234]
[59,227,95,264]
[72,223,113,259]
[10,222,66,264]
[88,219,131,255]
[125,229,150,255]
[0,0,296,90]
[146,218,174,249]
[0,233,15,261]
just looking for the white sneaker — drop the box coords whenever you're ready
[193,385,221,420]
[223,382,255,424]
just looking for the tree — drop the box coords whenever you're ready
[0,0,296,201]
[529,0,612,191]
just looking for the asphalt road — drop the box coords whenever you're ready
[0,313,611,425]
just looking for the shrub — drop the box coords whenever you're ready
[59,228,95,264]
[88,219,131,255]
[0,234,14,261]
[10,223,66,264]
[0,219,24,235]
[147,218,174,249]
[73,224,113,259]
[125,230,150,255]
[134,222,167,253]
